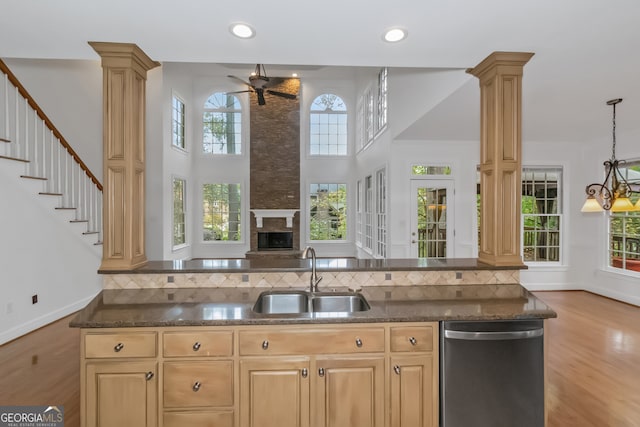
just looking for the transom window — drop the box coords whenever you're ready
[309,183,347,240]
[609,161,640,273]
[203,93,242,154]
[310,94,348,156]
[202,183,241,242]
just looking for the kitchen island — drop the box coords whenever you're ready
[72,257,555,427]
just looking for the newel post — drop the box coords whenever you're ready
[90,42,160,270]
[467,51,534,267]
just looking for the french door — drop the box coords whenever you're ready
[410,180,454,258]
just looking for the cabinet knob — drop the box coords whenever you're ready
[409,337,417,346]
[145,371,154,381]
[262,340,269,350]
[318,368,325,377]
[193,381,202,392]
[393,365,401,375]
[355,338,363,348]
[114,343,124,352]
[193,342,201,351]
[301,368,308,378]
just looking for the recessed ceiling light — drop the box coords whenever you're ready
[292,73,298,77]
[230,23,255,39]
[383,27,407,43]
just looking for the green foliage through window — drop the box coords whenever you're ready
[202,183,241,242]
[310,183,347,240]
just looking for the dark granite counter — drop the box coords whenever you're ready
[70,284,555,328]
[98,258,527,275]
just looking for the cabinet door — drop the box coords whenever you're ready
[314,356,384,427]
[85,361,157,427]
[390,355,437,427]
[240,357,310,427]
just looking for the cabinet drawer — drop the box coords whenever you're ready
[163,331,233,357]
[84,332,157,358]
[163,361,234,408]
[164,411,233,427]
[239,328,385,355]
[390,326,434,352]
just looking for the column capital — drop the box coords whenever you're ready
[466,51,534,80]
[89,41,160,77]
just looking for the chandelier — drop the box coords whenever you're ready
[581,98,640,212]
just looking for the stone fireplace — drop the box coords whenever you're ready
[247,76,301,258]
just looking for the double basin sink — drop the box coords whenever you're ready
[253,290,370,315]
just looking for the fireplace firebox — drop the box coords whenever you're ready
[257,232,294,250]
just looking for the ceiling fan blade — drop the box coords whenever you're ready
[266,90,297,100]
[225,90,252,95]
[255,88,266,106]
[227,75,252,87]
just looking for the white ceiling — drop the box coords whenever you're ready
[2,0,640,144]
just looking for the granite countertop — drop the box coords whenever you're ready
[98,258,527,274]
[70,284,556,328]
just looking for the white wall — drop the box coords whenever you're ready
[0,159,101,344]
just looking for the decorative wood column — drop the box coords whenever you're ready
[467,52,534,267]
[90,42,160,270]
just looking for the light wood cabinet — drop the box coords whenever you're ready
[80,322,439,427]
[314,356,385,427]
[85,361,157,427]
[240,357,310,427]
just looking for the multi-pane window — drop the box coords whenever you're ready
[365,88,374,143]
[309,183,347,240]
[172,177,186,247]
[356,180,363,245]
[609,161,640,272]
[172,96,185,150]
[202,183,241,242]
[412,165,452,176]
[376,168,387,258]
[310,94,348,155]
[203,93,242,154]
[364,175,373,250]
[376,68,388,133]
[521,168,562,262]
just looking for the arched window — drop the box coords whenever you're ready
[310,94,348,155]
[203,92,242,154]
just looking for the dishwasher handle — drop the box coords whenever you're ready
[444,328,543,341]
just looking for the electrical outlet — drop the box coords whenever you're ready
[32,294,38,304]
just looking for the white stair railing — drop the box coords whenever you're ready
[0,59,102,243]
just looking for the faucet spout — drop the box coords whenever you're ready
[301,246,322,293]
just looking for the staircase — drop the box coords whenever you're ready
[0,59,102,246]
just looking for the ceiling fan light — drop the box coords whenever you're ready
[581,196,604,212]
[230,23,255,39]
[610,197,635,212]
[383,28,407,43]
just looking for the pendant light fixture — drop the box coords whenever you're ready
[581,98,640,212]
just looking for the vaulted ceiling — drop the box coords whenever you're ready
[2,0,639,145]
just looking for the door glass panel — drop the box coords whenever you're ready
[417,187,447,258]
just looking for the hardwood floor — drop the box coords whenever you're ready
[0,291,638,427]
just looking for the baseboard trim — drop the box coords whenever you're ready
[586,284,640,307]
[0,293,98,345]
[520,282,581,291]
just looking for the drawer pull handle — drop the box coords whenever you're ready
[114,343,124,352]
[145,371,154,381]
[193,342,201,351]
[394,365,401,375]
[318,368,325,377]
[301,368,308,378]
[409,337,417,346]
[262,340,269,350]
[193,381,202,392]
[355,338,363,348]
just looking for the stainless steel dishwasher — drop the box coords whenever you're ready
[440,319,544,427]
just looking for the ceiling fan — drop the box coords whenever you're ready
[227,64,298,106]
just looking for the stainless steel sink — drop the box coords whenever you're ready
[252,291,370,314]
[252,290,309,314]
[311,292,370,312]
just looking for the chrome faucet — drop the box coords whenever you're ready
[301,246,322,292]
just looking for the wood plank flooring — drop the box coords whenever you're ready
[0,291,638,427]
